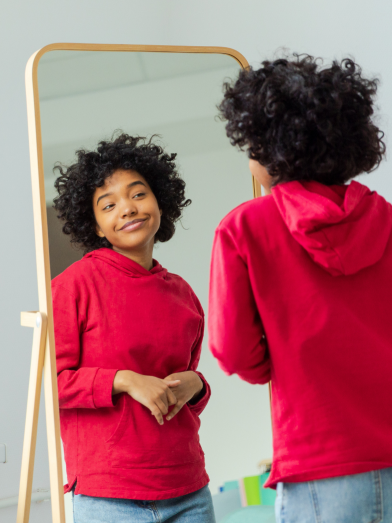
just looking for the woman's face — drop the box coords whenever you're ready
[93,169,162,255]
[249,159,274,195]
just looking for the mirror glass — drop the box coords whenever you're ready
[37,49,272,519]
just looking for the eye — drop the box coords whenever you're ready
[102,204,114,211]
[134,192,146,198]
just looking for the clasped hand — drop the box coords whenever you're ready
[112,370,203,425]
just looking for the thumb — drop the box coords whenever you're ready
[166,380,181,387]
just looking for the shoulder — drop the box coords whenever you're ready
[215,195,277,235]
[51,256,95,296]
[165,272,204,317]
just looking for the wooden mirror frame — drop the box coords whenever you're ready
[19,43,260,523]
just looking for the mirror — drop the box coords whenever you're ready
[22,45,272,523]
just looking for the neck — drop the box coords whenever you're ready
[113,243,154,271]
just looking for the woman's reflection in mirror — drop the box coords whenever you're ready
[210,54,392,522]
[51,133,216,522]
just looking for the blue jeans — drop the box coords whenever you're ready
[275,468,392,523]
[72,484,216,523]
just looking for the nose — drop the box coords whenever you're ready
[119,197,137,218]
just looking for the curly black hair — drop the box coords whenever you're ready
[218,54,386,185]
[53,133,191,253]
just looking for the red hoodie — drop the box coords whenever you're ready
[209,180,392,488]
[52,248,210,500]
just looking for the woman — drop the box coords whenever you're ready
[209,55,392,522]
[52,134,215,522]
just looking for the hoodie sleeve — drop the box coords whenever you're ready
[186,294,211,416]
[52,282,119,409]
[208,225,271,385]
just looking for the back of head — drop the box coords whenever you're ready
[218,53,385,185]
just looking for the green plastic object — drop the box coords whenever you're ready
[221,506,276,523]
[243,475,261,505]
[259,473,277,506]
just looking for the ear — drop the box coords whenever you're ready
[159,209,163,216]
[95,223,105,238]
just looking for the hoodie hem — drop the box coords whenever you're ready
[70,471,210,500]
[264,461,392,489]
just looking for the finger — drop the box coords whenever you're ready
[157,389,169,410]
[166,380,181,387]
[155,398,169,416]
[150,405,164,425]
[166,388,178,406]
[166,402,184,421]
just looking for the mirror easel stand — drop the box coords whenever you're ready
[16,47,67,523]
[17,312,47,522]
[16,42,266,523]
[16,308,65,523]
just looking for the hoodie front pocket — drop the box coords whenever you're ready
[105,393,129,446]
[106,397,204,469]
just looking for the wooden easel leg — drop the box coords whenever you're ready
[16,312,48,523]
[43,328,66,523]
[16,311,65,523]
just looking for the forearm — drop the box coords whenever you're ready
[58,367,118,409]
[212,341,271,385]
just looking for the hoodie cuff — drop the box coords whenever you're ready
[187,371,211,415]
[236,363,271,385]
[214,352,271,385]
[92,368,119,408]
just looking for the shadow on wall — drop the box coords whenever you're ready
[47,206,83,279]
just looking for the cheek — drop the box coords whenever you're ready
[153,207,162,230]
[250,162,270,186]
[144,199,161,222]
[95,213,115,236]
[249,160,261,179]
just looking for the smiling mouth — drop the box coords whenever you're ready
[119,219,147,231]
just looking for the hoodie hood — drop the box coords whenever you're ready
[84,247,167,278]
[272,180,392,276]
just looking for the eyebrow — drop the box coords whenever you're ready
[96,181,147,206]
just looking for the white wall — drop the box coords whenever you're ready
[2,1,392,521]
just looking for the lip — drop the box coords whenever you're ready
[119,219,147,232]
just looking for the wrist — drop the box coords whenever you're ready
[112,370,137,395]
[189,374,204,403]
